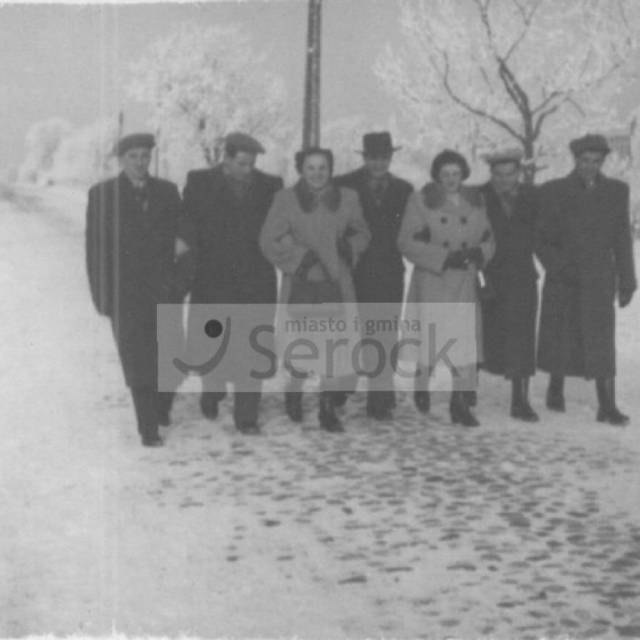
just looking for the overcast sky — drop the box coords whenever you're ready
[0,0,406,170]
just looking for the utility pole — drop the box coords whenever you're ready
[302,0,322,148]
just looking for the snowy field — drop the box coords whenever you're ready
[2,183,640,640]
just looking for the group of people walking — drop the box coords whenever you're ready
[86,129,636,447]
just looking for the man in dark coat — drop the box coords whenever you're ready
[86,133,192,447]
[334,132,413,420]
[181,132,283,434]
[536,134,637,425]
[479,149,539,422]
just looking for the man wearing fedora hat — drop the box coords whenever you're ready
[536,134,636,425]
[479,148,540,422]
[334,132,413,420]
[181,131,283,434]
[86,133,193,447]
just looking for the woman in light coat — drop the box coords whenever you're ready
[260,147,371,432]
[398,149,495,426]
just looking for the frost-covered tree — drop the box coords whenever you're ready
[50,119,119,186]
[128,23,290,168]
[18,118,73,183]
[375,0,640,183]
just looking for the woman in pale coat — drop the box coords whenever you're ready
[398,149,495,427]
[260,147,371,432]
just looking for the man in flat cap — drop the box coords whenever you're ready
[181,131,283,434]
[536,134,637,425]
[86,133,193,447]
[333,132,413,420]
[479,148,540,421]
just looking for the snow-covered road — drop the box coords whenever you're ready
[2,185,640,639]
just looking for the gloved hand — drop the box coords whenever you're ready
[619,288,634,308]
[296,249,319,278]
[462,246,484,268]
[413,226,431,243]
[443,249,468,270]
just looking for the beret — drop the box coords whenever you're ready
[569,134,610,157]
[482,147,523,166]
[224,131,265,155]
[116,133,155,156]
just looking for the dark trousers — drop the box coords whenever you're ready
[201,389,261,426]
[130,388,175,437]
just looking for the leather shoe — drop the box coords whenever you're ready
[236,421,260,435]
[141,434,163,447]
[597,407,629,426]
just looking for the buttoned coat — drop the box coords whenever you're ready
[536,171,637,378]
[181,165,283,305]
[259,185,371,377]
[397,185,495,367]
[85,173,185,387]
[479,182,539,378]
[334,167,413,303]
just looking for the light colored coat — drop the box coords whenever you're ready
[259,185,371,379]
[397,187,495,371]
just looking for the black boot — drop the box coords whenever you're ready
[414,390,430,415]
[157,391,175,427]
[546,374,565,412]
[318,391,344,432]
[596,378,629,426]
[450,391,480,427]
[200,391,225,420]
[285,391,303,423]
[511,377,539,422]
[367,391,394,420]
[132,387,163,447]
[464,390,478,407]
[332,391,350,408]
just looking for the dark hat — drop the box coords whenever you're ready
[224,131,265,156]
[358,131,401,157]
[294,147,334,175]
[482,147,523,167]
[569,134,610,157]
[116,133,155,156]
[431,149,471,182]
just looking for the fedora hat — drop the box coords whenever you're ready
[358,132,401,157]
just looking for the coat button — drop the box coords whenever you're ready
[443,241,450,248]
[440,217,447,224]
[460,217,468,225]
[461,241,468,249]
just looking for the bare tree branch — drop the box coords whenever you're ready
[439,52,524,142]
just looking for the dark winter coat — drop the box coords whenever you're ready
[334,167,413,302]
[536,171,637,378]
[86,173,188,388]
[181,165,283,305]
[479,182,539,378]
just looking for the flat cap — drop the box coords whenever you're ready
[569,134,610,157]
[224,131,265,155]
[482,147,523,166]
[116,133,155,156]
